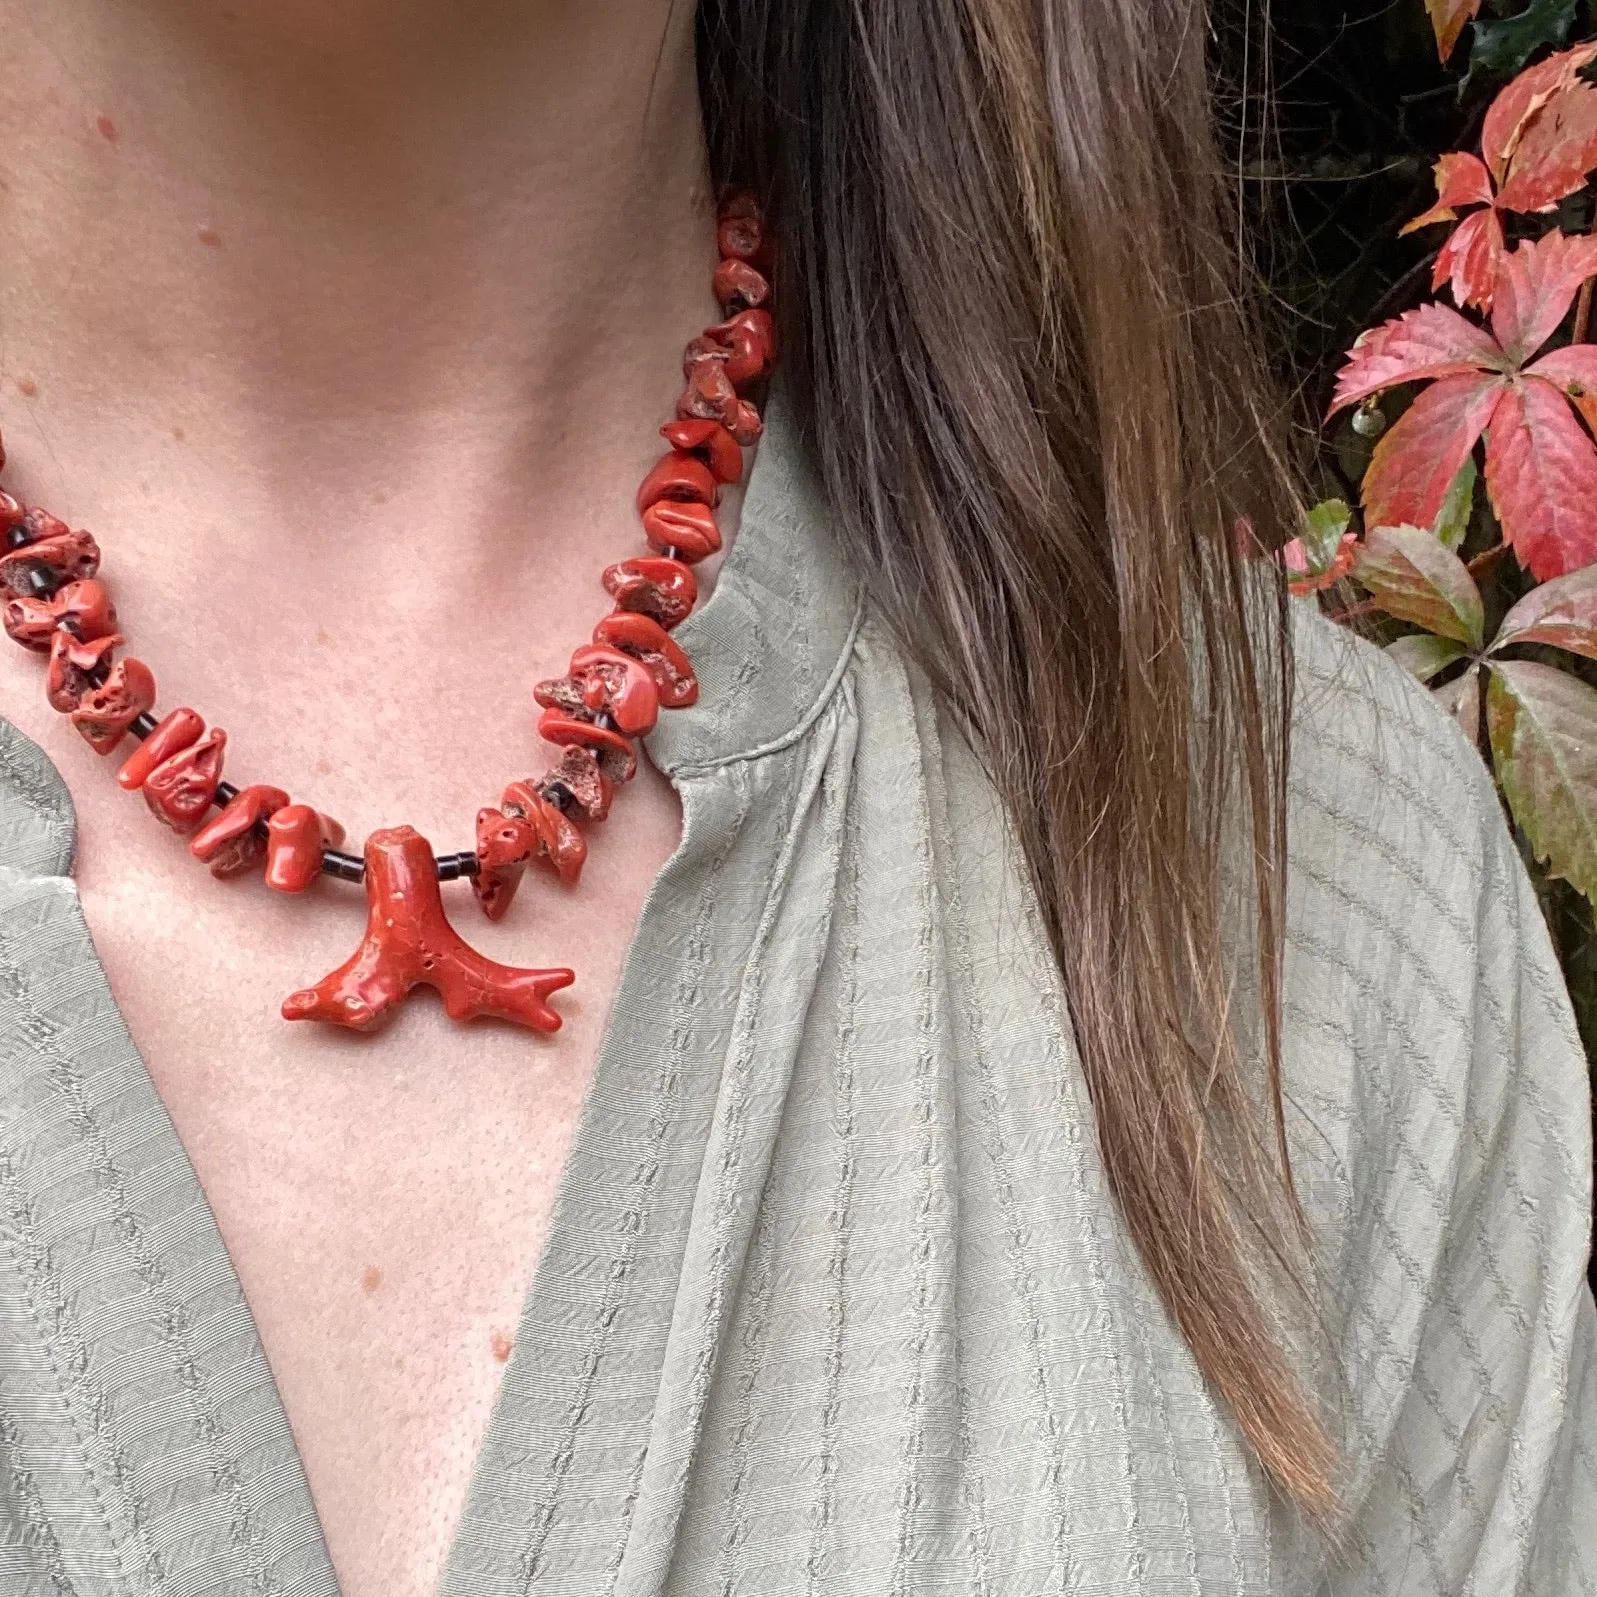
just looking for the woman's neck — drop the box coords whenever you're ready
[0,0,717,554]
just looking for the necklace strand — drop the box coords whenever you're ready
[0,191,776,1034]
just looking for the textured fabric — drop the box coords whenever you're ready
[0,393,1592,1595]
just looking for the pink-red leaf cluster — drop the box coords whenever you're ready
[1404,45,1597,310]
[1332,231,1597,580]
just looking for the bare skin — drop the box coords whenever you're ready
[0,5,724,1595]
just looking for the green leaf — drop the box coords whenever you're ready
[1492,565,1597,659]
[1301,499,1354,575]
[1353,523,1486,646]
[1468,0,1578,79]
[1488,659,1597,902]
[1432,456,1476,552]
[1387,633,1469,682]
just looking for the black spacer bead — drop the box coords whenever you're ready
[5,525,31,551]
[435,851,480,881]
[213,780,239,807]
[129,712,159,739]
[321,849,366,883]
[14,564,59,600]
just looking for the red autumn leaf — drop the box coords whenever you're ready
[1496,81,1597,213]
[1402,152,1495,233]
[1362,373,1507,533]
[1329,302,1502,414]
[1426,0,1481,62]
[1492,564,1597,659]
[1526,341,1597,435]
[1434,208,1507,313]
[1490,229,1597,362]
[1485,375,1597,578]
[1405,50,1597,313]
[1482,43,1597,182]
[1337,236,1597,576]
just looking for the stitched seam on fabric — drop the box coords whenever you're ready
[918,682,1083,1594]
[507,765,756,1597]
[0,907,277,1596]
[804,792,861,1597]
[0,915,159,1596]
[887,656,940,1597]
[668,591,864,777]
[0,723,74,874]
[954,1358,994,1597]
[1289,857,1552,1254]
[0,1152,143,1596]
[660,727,837,1574]
[0,1382,72,1586]
[1286,1009,1493,1537]
[1288,778,1474,947]
[716,1191,779,1597]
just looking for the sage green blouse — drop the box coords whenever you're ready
[0,397,1592,1595]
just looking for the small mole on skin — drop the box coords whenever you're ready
[15,376,37,398]
[360,1265,383,1294]
[172,425,186,442]
[490,1330,513,1363]
[96,114,118,143]
[316,757,332,776]
[197,225,222,248]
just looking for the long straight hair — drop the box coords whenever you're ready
[698,0,1337,1517]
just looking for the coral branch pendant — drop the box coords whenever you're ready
[282,827,576,1033]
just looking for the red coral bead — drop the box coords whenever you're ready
[712,257,770,315]
[728,400,763,446]
[567,643,661,737]
[4,577,118,651]
[540,744,613,822]
[473,806,536,921]
[45,630,121,712]
[660,418,743,484]
[601,556,697,629]
[641,501,722,564]
[143,727,226,833]
[70,658,156,755]
[116,707,204,791]
[189,784,291,878]
[636,450,719,515]
[265,804,346,893]
[503,781,588,886]
[591,611,698,708]
[0,528,100,594]
[677,358,741,431]
[717,211,766,264]
[537,710,638,782]
[699,310,775,388]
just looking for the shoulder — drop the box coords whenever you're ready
[0,716,75,879]
[1286,596,1499,891]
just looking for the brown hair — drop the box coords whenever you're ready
[699,0,1337,1517]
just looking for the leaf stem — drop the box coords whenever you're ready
[1467,541,1509,577]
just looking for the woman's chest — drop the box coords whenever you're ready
[34,722,685,1597]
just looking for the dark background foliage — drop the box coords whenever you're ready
[1231,0,1595,423]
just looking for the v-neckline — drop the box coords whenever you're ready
[0,384,865,1596]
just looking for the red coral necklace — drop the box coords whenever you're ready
[0,192,775,1037]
